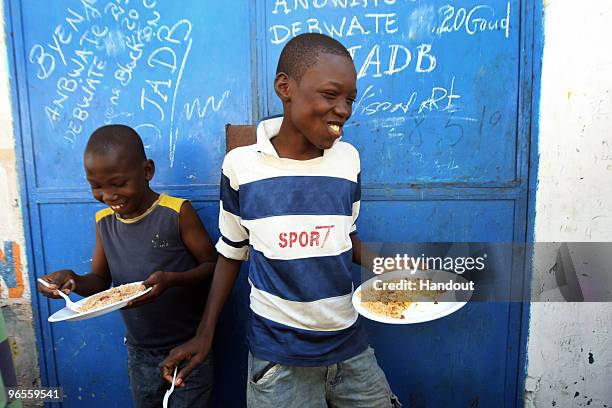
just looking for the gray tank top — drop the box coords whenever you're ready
[96,194,207,349]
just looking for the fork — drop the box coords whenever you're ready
[37,278,81,312]
[162,367,178,408]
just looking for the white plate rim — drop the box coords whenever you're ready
[352,270,473,324]
[48,282,152,323]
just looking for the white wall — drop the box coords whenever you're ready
[526,1,612,406]
[0,0,40,389]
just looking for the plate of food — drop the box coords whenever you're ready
[48,282,151,322]
[352,270,473,324]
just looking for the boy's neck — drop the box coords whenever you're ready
[120,189,160,220]
[142,189,160,210]
[271,120,324,161]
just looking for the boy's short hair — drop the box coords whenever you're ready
[85,124,146,161]
[276,33,352,82]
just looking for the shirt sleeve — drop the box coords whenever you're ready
[216,154,250,260]
[350,151,361,235]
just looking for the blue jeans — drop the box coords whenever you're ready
[246,346,401,408]
[126,343,213,408]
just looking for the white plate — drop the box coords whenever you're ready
[48,282,152,323]
[352,270,473,324]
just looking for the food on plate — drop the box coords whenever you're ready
[80,283,146,312]
[357,278,445,319]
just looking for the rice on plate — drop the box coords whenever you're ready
[80,283,146,312]
[357,278,445,320]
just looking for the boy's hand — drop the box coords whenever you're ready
[159,334,213,387]
[126,271,170,308]
[37,270,77,298]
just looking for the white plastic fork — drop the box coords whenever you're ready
[37,278,81,312]
[162,367,178,408]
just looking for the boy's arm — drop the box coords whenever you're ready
[128,201,217,307]
[351,233,379,271]
[173,201,217,284]
[352,234,400,271]
[160,154,249,385]
[37,222,112,298]
[159,255,241,386]
[351,234,420,273]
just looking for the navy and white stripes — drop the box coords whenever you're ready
[215,116,367,366]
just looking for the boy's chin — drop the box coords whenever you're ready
[111,205,133,218]
[111,208,127,217]
[319,136,342,149]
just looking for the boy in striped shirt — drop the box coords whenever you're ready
[163,33,399,407]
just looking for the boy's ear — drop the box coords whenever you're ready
[274,72,291,102]
[144,159,155,181]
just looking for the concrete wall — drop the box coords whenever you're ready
[526,1,612,407]
[0,0,40,390]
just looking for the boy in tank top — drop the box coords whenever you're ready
[37,124,217,408]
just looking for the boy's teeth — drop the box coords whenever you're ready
[329,124,340,135]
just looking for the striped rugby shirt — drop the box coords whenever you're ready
[216,116,368,366]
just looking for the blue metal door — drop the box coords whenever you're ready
[260,2,534,405]
[5,0,537,406]
[6,0,254,405]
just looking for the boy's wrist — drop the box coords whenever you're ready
[158,270,173,285]
[196,320,215,339]
[160,270,186,288]
[70,271,81,289]
[191,330,214,353]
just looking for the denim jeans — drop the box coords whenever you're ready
[126,343,213,408]
[246,346,401,408]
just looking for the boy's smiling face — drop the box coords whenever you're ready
[84,149,156,219]
[276,52,357,152]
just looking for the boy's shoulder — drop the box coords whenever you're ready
[95,207,114,223]
[157,194,187,214]
[222,144,261,179]
[333,140,360,159]
[327,141,361,173]
[224,143,259,163]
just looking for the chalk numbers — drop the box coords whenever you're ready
[478,106,502,135]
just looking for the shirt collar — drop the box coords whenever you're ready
[114,194,163,224]
[256,116,283,157]
[255,116,342,159]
